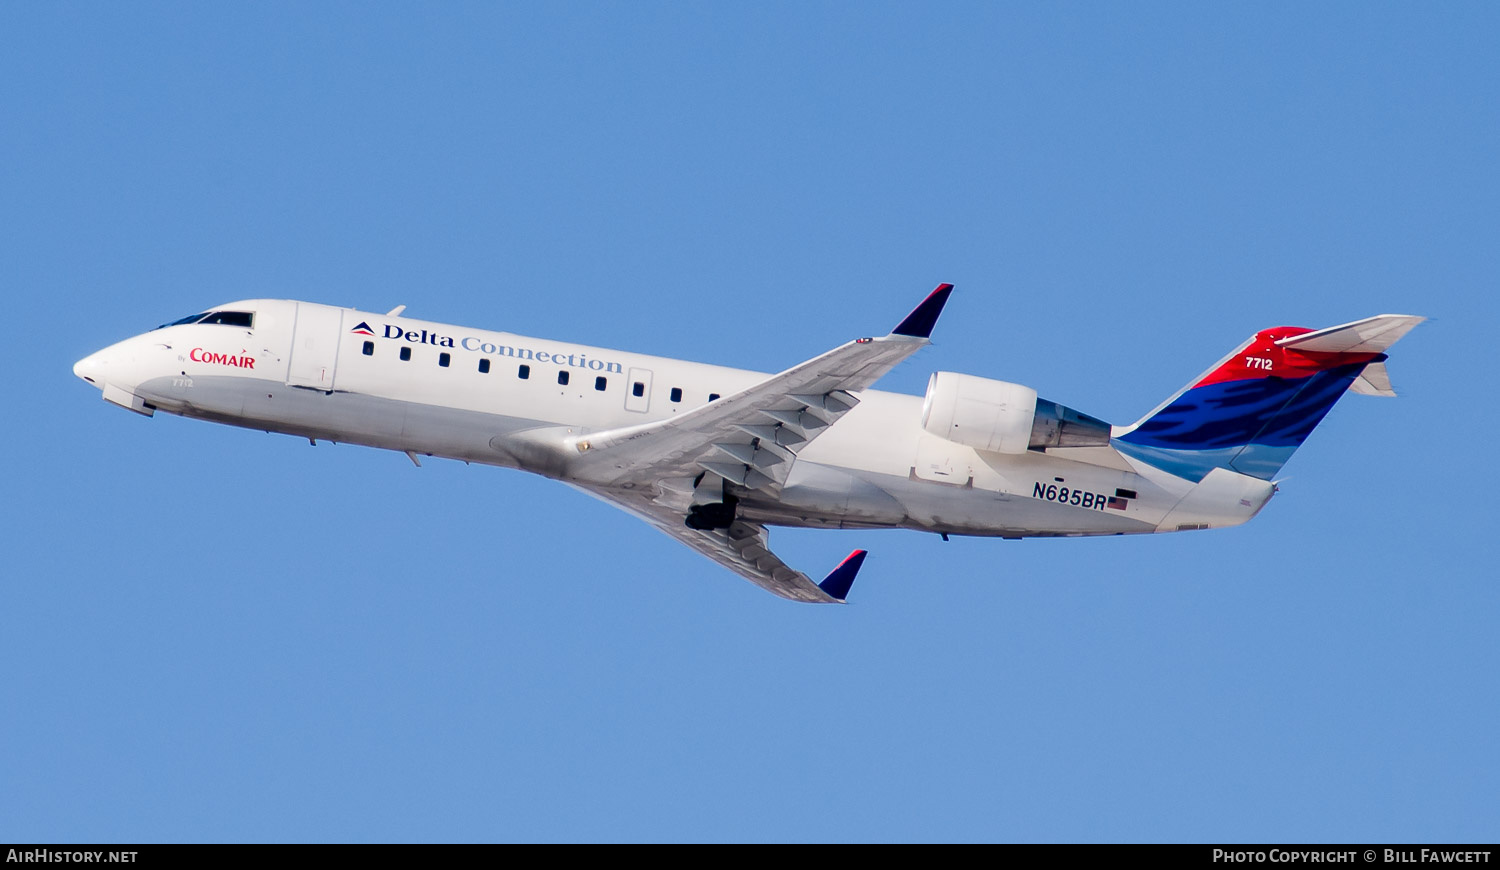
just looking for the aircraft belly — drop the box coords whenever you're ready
[885,467,1156,536]
[136,374,244,418]
[764,460,908,529]
[138,375,545,468]
[762,458,1157,536]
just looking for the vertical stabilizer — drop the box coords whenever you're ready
[1114,315,1423,482]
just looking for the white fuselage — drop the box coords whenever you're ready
[73,300,1274,538]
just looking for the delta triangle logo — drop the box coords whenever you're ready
[350,321,375,336]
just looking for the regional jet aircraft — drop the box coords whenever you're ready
[73,288,1422,602]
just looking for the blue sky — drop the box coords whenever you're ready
[3,2,1497,842]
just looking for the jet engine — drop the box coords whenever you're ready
[920,372,1112,454]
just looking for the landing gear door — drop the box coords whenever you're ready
[625,367,653,413]
[287,303,345,391]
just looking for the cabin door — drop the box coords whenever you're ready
[625,367,653,413]
[286,303,345,391]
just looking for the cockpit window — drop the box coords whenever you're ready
[158,312,209,329]
[197,311,254,328]
[155,310,255,330]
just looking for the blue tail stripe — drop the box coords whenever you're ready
[1120,364,1366,451]
[1116,363,1367,481]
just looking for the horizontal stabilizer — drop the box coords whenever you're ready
[1351,361,1397,397]
[817,549,868,602]
[1275,314,1425,354]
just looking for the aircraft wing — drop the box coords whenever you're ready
[574,482,867,603]
[560,283,952,602]
[563,284,953,494]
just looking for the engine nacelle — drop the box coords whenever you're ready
[921,372,1111,454]
[921,372,1037,453]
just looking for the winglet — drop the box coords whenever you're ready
[817,549,868,602]
[891,283,954,339]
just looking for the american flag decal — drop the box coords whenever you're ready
[1106,496,1128,510]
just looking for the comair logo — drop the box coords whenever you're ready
[190,348,255,369]
[350,321,375,336]
[371,322,624,373]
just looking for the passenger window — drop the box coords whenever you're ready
[595,376,607,391]
[709,393,720,402]
[478,359,490,374]
[632,382,645,397]
[439,352,451,368]
[362,341,374,356]
[669,387,682,403]
[518,364,530,379]
[558,370,569,386]
[400,347,411,362]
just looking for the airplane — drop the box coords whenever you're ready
[72,287,1422,603]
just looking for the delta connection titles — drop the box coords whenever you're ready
[376,323,623,373]
[1213,851,1490,864]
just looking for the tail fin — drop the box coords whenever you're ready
[1113,314,1423,482]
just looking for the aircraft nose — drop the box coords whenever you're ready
[73,351,105,386]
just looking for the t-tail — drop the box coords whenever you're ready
[1113,314,1424,483]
